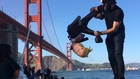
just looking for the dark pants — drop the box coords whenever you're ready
[79,10,99,35]
[106,34,125,79]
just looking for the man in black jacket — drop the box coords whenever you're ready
[91,0,125,79]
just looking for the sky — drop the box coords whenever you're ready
[0,0,140,64]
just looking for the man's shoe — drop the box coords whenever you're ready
[79,37,89,42]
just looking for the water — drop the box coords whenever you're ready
[51,70,140,79]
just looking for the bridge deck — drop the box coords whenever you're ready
[0,11,71,63]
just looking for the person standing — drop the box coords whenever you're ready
[0,44,20,79]
[91,0,125,79]
[31,66,35,79]
[46,68,51,79]
[39,68,44,79]
[44,69,47,79]
[24,66,31,79]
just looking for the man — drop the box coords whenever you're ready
[91,0,125,79]
[0,44,20,79]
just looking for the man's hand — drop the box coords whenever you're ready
[94,31,101,36]
[94,31,103,43]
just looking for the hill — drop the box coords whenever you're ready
[40,56,140,71]
[17,54,140,71]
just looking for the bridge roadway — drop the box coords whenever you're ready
[0,11,71,63]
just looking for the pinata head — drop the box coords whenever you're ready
[72,43,92,58]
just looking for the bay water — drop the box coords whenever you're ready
[52,70,140,79]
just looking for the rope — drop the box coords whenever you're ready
[45,0,63,53]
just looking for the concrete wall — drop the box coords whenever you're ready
[0,24,18,61]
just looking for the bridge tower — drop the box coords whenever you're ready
[66,42,72,70]
[24,0,42,69]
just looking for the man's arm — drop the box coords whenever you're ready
[94,21,121,35]
[90,6,104,19]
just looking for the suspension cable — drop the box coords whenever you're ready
[45,0,63,52]
[42,18,53,45]
[0,0,2,11]
[14,0,16,20]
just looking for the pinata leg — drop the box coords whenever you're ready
[67,10,99,38]
[70,16,81,25]
[79,10,103,43]
[67,10,103,43]
[79,10,99,35]
[67,16,89,43]
[67,16,81,38]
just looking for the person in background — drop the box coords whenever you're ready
[39,68,44,79]
[31,66,35,79]
[91,0,126,79]
[44,69,47,79]
[24,66,31,79]
[36,68,42,79]
[0,44,20,79]
[46,68,51,79]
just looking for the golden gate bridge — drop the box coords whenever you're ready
[0,0,72,70]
